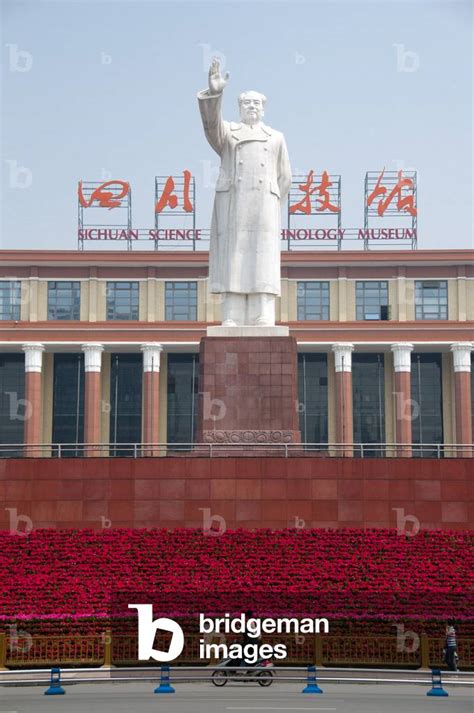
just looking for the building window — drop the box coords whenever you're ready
[411,353,444,457]
[48,282,80,320]
[106,282,139,321]
[298,354,328,447]
[415,281,448,320]
[167,354,199,446]
[165,282,198,321]
[356,281,389,321]
[52,354,84,456]
[0,281,21,321]
[297,282,329,321]
[110,354,142,456]
[0,354,25,455]
[352,353,385,457]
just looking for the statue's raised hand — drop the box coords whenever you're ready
[208,58,229,95]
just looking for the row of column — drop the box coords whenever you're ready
[333,342,473,457]
[19,340,474,457]
[22,342,163,457]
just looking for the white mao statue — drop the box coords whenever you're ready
[198,59,292,327]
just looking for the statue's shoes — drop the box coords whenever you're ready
[222,319,237,327]
[253,318,275,327]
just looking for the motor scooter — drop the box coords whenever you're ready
[211,657,274,687]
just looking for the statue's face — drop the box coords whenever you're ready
[239,92,265,124]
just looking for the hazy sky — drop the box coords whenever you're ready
[1,0,473,251]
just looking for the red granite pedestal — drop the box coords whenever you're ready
[196,336,301,449]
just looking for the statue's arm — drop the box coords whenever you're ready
[197,89,226,156]
[277,135,292,199]
[197,58,229,156]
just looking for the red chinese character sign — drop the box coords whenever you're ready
[289,170,340,215]
[155,171,194,214]
[287,171,341,249]
[76,169,418,251]
[364,169,417,248]
[154,171,196,248]
[78,180,130,210]
[78,180,133,247]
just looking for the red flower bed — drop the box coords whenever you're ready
[1,528,473,632]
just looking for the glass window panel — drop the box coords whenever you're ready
[415,281,448,320]
[355,281,389,321]
[48,282,80,320]
[106,282,139,320]
[0,282,21,321]
[352,354,385,457]
[52,354,84,456]
[110,354,142,456]
[411,353,444,457]
[165,282,198,321]
[0,353,25,454]
[167,354,199,447]
[297,282,330,321]
[298,354,328,447]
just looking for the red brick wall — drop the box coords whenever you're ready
[0,457,473,532]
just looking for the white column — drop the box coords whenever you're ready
[390,343,414,456]
[450,342,473,456]
[81,343,104,372]
[140,343,163,372]
[332,343,354,372]
[81,344,104,455]
[391,343,414,372]
[450,342,473,372]
[22,343,45,453]
[331,343,354,456]
[22,342,45,372]
[141,343,163,455]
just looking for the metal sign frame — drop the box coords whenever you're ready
[364,170,417,250]
[78,180,133,250]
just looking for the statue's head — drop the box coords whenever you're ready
[238,90,266,125]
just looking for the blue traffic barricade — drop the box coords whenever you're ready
[154,664,175,694]
[427,668,449,697]
[44,667,66,695]
[302,664,323,694]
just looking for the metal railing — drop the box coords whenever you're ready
[0,442,472,458]
[1,632,474,669]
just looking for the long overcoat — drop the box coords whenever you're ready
[197,89,292,295]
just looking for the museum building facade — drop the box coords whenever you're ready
[0,248,473,458]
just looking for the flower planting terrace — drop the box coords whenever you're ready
[1,528,473,633]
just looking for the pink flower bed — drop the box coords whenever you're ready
[1,528,473,627]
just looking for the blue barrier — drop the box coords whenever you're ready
[44,667,66,695]
[302,664,323,694]
[154,664,175,694]
[427,668,449,697]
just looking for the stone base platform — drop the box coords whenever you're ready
[196,336,301,446]
[207,325,289,337]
